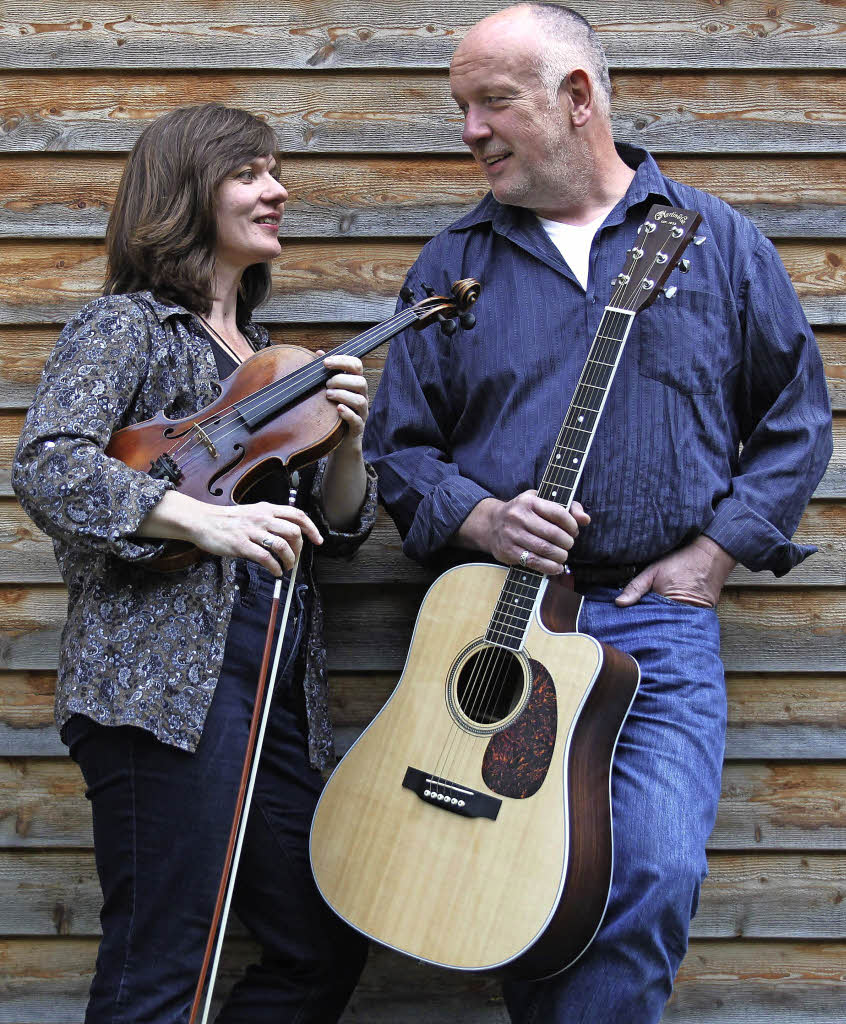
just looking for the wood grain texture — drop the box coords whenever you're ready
[2,850,842,938]
[2,671,845,761]
[723,673,846,760]
[1,2,844,70]
[0,238,844,326]
[0,323,384,408]
[2,153,845,240]
[3,409,846,503]
[0,71,843,154]
[0,583,844,673]
[2,499,845,586]
[4,758,843,850]
[2,326,843,411]
[1,938,843,1024]
[665,940,846,1022]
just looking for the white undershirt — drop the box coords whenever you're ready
[537,211,607,291]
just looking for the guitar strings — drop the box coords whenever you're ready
[435,225,673,793]
[460,233,670,745]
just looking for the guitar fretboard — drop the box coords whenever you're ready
[485,306,635,650]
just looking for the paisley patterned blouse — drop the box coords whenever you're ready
[13,291,377,769]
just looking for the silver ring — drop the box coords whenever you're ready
[519,550,530,567]
[261,535,276,551]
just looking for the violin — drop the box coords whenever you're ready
[106,278,480,569]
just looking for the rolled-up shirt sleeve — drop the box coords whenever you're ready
[364,275,494,564]
[308,457,379,558]
[12,295,172,561]
[703,236,833,575]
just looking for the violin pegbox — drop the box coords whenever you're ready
[407,278,481,337]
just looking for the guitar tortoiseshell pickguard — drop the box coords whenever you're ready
[482,659,557,799]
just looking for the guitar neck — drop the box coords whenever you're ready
[484,203,702,651]
[485,305,635,651]
[538,305,635,512]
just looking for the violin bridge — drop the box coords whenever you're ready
[193,422,218,458]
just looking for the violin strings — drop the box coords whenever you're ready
[163,309,421,474]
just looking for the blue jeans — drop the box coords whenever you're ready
[65,563,367,1023]
[504,588,726,1024]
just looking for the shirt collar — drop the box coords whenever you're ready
[135,290,264,346]
[448,143,672,236]
[137,290,192,323]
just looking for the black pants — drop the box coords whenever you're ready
[66,565,367,1023]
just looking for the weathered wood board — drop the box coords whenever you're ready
[1,500,845,586]
[2,1,844,70]
[0,583,844,674]
[3,670,844,761]
[1,850,843,939]
[0,238,844,325]
[2,759,844,850]
[1,938,844,1024]
[0,71,843,154]
[1,154,844,240]
[1,326,843,412]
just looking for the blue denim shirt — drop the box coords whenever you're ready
[364,145,832,576]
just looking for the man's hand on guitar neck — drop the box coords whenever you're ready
[616,535,736,609]
[456,491,590,574]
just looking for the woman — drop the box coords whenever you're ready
[13,104,374,1022]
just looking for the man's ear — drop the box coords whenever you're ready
[560,68,592,127]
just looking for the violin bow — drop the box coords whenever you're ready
[189,472,303,1024]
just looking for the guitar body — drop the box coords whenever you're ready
[310,563,639,978]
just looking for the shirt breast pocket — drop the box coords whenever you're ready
[635,287,739,396]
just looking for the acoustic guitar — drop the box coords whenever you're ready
[310,204,703,979]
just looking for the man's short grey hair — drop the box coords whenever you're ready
[525,4,612,117]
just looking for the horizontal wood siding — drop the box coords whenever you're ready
[0,2,843,1021]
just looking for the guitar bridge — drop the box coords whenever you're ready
[402,766,501,821]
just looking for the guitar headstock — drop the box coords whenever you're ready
[611,205,703,314]
[403,278,481,335]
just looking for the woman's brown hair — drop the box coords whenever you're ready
[104,103,280,326]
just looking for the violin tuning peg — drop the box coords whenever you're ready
[678,258,690,273]
[439,317,457,336]
[422,284,436,297]
[661,285,678,299]
[693,235,706,246]
[399,286,415,303]
[459,312,476,329]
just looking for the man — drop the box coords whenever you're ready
[363,4,832,1021]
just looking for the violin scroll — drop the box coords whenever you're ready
[405,278,481,334]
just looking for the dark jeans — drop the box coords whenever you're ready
[66,563,367,1023]
[504,589,725,1023]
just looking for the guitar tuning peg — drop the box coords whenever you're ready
[693,235,706,246]
[661,285,678,299]
[437,314,457,336]
[678,259,690,273]
[399,286,415,303]
[459,312,476,329]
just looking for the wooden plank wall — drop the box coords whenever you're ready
[0,2,844,1020]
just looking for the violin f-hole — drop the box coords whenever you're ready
[207,444,245,498]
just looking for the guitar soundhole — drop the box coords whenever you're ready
[455,647,526,727]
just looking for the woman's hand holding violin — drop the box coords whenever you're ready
[138,491,323,577]
[321,352,370,448]
[319,352,370,528]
